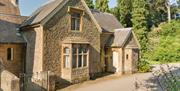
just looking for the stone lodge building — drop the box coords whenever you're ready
[0,0,140,90]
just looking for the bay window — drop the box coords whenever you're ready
[63,47,70,68]
[62,44,89,69]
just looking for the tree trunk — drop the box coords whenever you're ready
[167,5,171,23]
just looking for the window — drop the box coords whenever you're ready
[7,48,13,61]
[63,47,70,68]
[126,54,129,60]
[71,12,81,31]
[62,44,88,69]
[72,48,77,68]
[72,44,88,68]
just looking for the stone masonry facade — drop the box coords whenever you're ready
[43,0,101,79]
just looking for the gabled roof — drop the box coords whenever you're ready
[20,0,102,32]
[21,0,65,27]
[91,9,123,32]
[111,28,132,47]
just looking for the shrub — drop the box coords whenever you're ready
[146,20,180,63]
[138,59,150,72]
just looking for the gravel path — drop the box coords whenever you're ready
[58,63,180,91]
[58,73,162,91]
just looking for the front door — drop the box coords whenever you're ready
[112,51,119,73]
[103,48,111,72]
[104,57,108,72]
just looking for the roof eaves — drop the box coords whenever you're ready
[80,0,102,33]
[132,31,141,49]
[121,31,132,47]
[20,22,41,30]
[41,0,69,26]
[114,28,132,47]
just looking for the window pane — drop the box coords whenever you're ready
[78,55,82,67]
[71,18,76,30]
[78,45,83,54]
[82,45,88,53]
[72,55,77,68]
[7,48,13,61]
[64,47,70,54]
[83,55,87,67]
[75,19,80,30]
[71,12,81,31]
[64,55,70,68]
[72,47,77,54]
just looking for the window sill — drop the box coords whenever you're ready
[72,67,88,70]
[70,30,81,32]
[7,60,13,61]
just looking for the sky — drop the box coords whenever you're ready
[19,0,117,16]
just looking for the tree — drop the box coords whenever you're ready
[132,0,149,54]
[146,0,178,25]
[95,0,109,12]
[166,0,172,22]
[115,0,133,27]
[146,0,168,26]
[85,0,94,9]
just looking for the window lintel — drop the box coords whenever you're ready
[68,6,84,15]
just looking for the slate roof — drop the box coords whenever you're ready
[21,0,123,33]
[21,0,65,27]
[0,15,25,43]
[111,28,132,47]
[91,9,123,32]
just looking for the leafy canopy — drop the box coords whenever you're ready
[95,0,109,12]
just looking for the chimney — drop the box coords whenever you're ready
[0,0,20,15]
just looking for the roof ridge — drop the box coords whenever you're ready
[114,28,132,31]
[41,0,56,6]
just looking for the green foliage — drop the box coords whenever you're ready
[132,0,149,54]
[146,0,179,27]
[146,20,180,63]
[95,0,109,12]
[112,0,132,27]
[138,59,150,73]
[85,0,94,9]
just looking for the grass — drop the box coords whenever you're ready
[148,61,180,65]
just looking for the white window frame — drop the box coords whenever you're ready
[62,44,89,69]
[72,44,88,69]
[63,46,71,68]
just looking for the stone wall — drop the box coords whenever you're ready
[124,48,133,74]
[22,26,43,74]
[132,49,139,73]
[43,0,101,81]
[24,71,55,91]
[0,0,20,15]
[71,67,89,83]
[0,68,20,91]
[124,33,139,74]
[0,44,25,76]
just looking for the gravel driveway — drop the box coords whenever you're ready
[58,63,180,91]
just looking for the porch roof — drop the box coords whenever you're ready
[111,28,132,48]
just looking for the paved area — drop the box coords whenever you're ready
[58,63,180,91]
[58,73,162,91]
